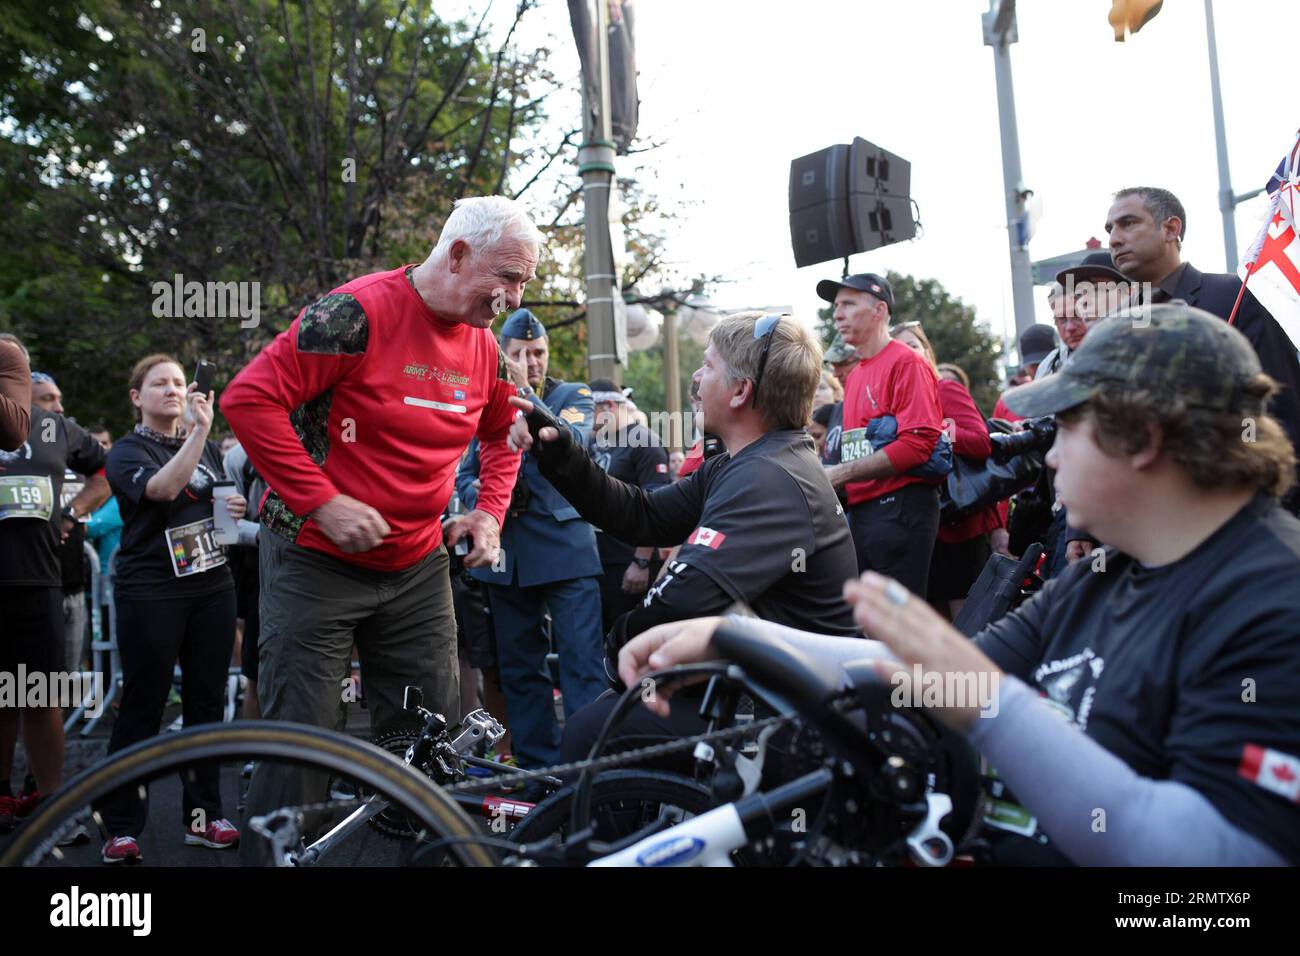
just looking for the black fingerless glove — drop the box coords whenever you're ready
[518,397,582,476]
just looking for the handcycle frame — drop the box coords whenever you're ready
[292,690,560,866]
[508,628,976,868]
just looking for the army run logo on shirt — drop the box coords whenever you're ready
[1033,647,1105,731]
[186,463,218,497]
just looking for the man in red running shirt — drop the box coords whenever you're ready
[820,273,944,598]
[222,197,534,856]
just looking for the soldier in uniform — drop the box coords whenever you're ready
[455,309,605,770]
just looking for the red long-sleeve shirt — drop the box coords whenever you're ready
[221,265,520,571]
[992,393,1025,424]
[841,339,943,506]
[936,378,1003,544]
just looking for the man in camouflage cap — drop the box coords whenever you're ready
[631,301,1300,865]
[1004,302,1272,419]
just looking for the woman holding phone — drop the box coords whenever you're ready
[97,355,246,864]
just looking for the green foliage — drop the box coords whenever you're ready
[0,0,551,433]
[622,330,704,414]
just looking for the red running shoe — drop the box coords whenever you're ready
[102,836,142,864]
[185,817,240,849]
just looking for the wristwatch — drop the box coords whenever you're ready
[632,556,651,570]
[61,504,80,523]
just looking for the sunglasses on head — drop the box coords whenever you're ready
[751,313,787,405]
[889,320,922,335]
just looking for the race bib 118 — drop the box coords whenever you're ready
[165,517,227,577]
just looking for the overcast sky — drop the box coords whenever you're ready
[455,0,1295,354]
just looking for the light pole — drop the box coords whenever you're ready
[578,0,620,383]
[1203,0,1266,270]
[983,0,1038,336]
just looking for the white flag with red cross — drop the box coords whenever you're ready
[1237,129,1300,353]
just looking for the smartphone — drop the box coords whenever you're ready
[193,360,217,396]
[212,480,238,545]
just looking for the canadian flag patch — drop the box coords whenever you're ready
[1238,744,1300,803]
[687,526,726,549]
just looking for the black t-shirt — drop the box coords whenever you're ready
[107,431,234,599]
[0,410,106,588]
[592,423,670,565]
[974,493,1300,864]
[668,429,858,634]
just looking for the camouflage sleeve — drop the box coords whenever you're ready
[296,293,369,355]
[495,339,510,382]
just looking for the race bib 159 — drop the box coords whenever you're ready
[0,475,54,521]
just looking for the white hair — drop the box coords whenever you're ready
[432,196,542,260]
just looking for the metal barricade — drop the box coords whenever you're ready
[64,543,121,736]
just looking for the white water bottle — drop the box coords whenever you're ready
[212,481,239,546]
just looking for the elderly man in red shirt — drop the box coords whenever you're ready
[222,197,533,856]
[821,274,945,599]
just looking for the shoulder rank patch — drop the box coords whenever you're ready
[559,407,586,425]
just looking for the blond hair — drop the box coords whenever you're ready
[709,312,822,429]
[819,368,844,402]
[890,322,938,371]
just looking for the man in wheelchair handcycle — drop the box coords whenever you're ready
[602,305,1300,867]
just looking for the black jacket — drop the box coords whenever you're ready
[1169,263,1300,455]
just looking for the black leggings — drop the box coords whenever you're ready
[98,587,236,837]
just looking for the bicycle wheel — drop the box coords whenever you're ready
[1,721,496,867]
[507,769,720,863]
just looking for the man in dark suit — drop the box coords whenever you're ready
[455,309,605,769]
[1106,186,1300,511]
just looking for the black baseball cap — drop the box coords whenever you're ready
[1018,324,1058,366]
[816,273,895,311]
[1055,251,1128,286]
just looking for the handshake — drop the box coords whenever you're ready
[506,395,581,475]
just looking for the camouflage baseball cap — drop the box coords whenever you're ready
[1002,302,1264,418]
[823,334,858,365]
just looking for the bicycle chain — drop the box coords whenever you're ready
[438,711,800,795]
